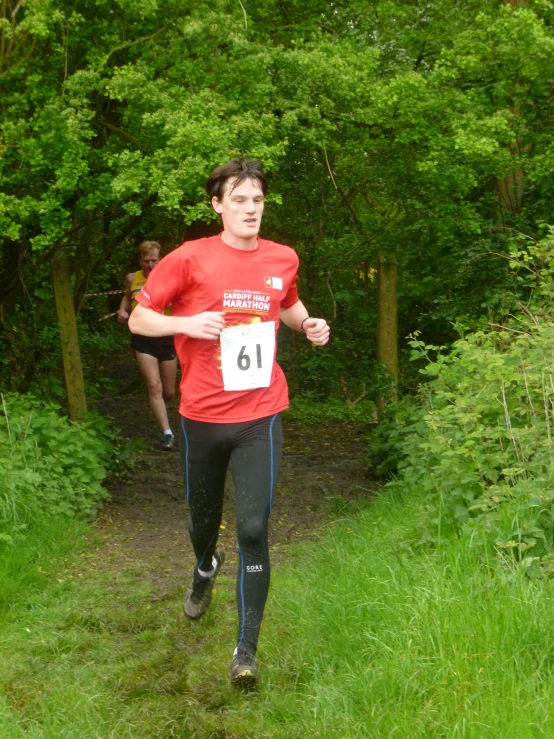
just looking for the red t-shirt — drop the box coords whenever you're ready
[135,234,299,423]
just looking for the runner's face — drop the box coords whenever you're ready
[212,178,265,239]
[139,250,160,277]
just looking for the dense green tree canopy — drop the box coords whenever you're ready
[1,0,553,399]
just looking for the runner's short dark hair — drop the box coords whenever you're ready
[206,159,268,200]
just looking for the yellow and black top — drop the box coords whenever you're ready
[129,270,175,353]
[130,271,171,315]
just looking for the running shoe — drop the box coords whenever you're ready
[162,432,175,451]
[183,547,225,620]
[230,646,259,690]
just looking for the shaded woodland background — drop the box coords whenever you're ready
[2,0,553,410]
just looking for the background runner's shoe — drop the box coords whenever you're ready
[162,432,175,450]
[183,547,225,620]
[230,647,258,690]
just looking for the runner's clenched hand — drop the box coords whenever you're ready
[183,312,226,340]
[302,318,330,346]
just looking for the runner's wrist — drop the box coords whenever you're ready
[180,316,193,336]
[300,316,310,334]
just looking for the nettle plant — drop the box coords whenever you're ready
[0,394,113,531]
[507,226,554,310]
[411,326,554,565]
[370,233,554,576]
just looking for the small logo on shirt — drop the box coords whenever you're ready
[140,288,151,300]
[246,564,263,573]
[264,276,282,290]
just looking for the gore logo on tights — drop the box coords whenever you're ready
[246,565,263,573]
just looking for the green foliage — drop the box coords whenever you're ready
[370,299,554,576]
[0,393,113,530]
[507,225,554,308]
[368,395,427,476]
[3,0,554,400]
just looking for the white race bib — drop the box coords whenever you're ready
[220,321,276,391]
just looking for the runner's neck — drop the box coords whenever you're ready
[220,231,258,252]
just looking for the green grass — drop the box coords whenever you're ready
[254,494,554,738]
[3,490,554,737]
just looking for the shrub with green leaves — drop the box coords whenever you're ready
[0,393,113,530]
[370,317,554,577]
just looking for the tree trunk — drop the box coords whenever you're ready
[496,0,527,217]
[51,257,87,420]
[376,254,398,418]
[496,138,526,216]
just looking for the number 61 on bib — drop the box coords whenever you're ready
[220,321,276,391]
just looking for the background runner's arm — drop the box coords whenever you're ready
[280,300,330,346]
[117,273,134,324]
[129,304,225,340]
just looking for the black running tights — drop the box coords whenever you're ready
[179,414,282,653]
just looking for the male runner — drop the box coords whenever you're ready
[129,159,329,688]
[117,241,177,450]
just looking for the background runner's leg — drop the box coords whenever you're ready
[159,357,177,403]
[135,350,170,432]
[231,414,283,654]
[180,418,229,571]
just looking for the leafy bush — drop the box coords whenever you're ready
[0,393,113,532]
[369,317,554,577]
[367,395,427,477]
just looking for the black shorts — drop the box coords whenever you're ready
[130,333,176,362]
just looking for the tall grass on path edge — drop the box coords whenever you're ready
[248,488,554,738]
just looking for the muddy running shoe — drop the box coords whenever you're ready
[183,547,225,620]
[230,646,259,690]
[162,432,175,451]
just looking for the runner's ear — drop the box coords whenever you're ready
[212,196,223,214]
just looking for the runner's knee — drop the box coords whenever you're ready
[162,386,175,402]
[146,377,163,397]
[237,515,267,551]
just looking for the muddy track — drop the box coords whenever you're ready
[90,353,375,591]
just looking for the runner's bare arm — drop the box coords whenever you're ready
[280,300,330,346]
[129,304,226,340]
[117,273,134,324]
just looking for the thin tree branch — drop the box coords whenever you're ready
[0,0,7,76]
[105,23,172,62]
[325,275,337,322]
[413,40,427,71]
[103,120,145,149]
[0,33,36,79]
[489,323,531,336]
[323,144,338,190]
[327,235,377,278]
[340,377,368,406]
[321,150,366,233]
[516,301,539,325]
[74,196,157,314]
[11,0,27,19]
[238,0,248,30]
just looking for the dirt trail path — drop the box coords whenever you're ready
[91,354,374,592]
